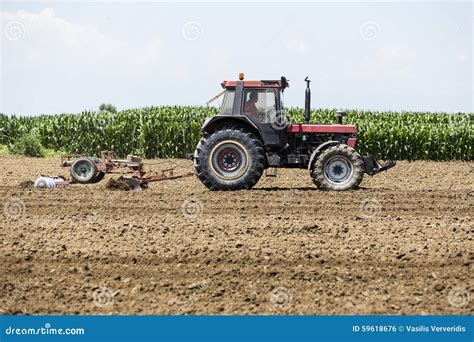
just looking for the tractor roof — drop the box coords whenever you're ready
[221,76,288,90]
[221,80,283,89]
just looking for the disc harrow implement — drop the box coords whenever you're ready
[33,151,193,190]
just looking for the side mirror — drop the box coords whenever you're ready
[280,76,288,89]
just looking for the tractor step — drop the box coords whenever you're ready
[265,167,278,177]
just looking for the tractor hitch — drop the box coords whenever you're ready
[363,155,396,176]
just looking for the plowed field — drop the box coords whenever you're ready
[1,156,472,315]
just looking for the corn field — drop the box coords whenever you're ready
[0,107,472,160]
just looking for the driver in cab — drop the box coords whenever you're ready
[244,91,260,120]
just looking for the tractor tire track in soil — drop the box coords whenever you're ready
[1,157,473,315]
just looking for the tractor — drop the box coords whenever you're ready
[194,74,395,191]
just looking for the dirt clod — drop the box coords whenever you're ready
[106,176,136,191]
[19,180,34,189]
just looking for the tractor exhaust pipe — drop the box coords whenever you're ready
[304,77,311,124]
[335,110,346,124]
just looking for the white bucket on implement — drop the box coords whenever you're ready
[34,176,69,189]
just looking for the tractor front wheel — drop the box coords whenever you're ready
[311,144,364,191]
[194,127,265,190]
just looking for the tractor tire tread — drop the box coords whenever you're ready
[311,144,364,191]
[194,126,264,191]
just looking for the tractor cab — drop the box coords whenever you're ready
[219,79,285,124]
[203,74,289,149]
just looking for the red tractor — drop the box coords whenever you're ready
[194,74,395,191]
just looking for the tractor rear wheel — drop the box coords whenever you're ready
[311,144,364,191]
[194,127,265,190]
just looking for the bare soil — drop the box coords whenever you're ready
[1,156,473,315]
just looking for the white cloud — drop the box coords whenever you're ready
[342,44,418,81]
[2,9,115,74]
[1,8,185,79]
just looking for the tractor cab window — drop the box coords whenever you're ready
[220,90,235,115]
[243,89,277,123]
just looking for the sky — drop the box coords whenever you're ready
[0,1,472,115]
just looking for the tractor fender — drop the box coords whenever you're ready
[307,141,340,170]
[201,115,259,134]
[201,114,286,149]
